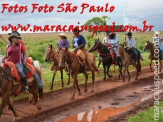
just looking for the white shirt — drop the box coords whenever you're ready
[109,37,118,46]
[103,36,110,44]
[126,38,136,48]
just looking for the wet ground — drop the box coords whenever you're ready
[40,76,163,122]
[0,66,162,122]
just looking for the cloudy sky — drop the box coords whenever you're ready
[0,0,162,33]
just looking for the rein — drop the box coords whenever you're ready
[91,41,111,56]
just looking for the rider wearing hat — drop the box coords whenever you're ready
[2,33,29,92]
[125,32,143,64]
[57,33,69,51]
[0,31,43,92]
[72,27,94,71]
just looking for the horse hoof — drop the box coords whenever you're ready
[109,75,113,78]
[13,117,18,122]
[71,97,75,100]
[84,89,87,92]
[37,105,41,110]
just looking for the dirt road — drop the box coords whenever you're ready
[0,66,162,122]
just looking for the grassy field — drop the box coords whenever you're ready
[0,31,162,94]
[127,102,163,122]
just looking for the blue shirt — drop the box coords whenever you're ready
[72,35,86,48]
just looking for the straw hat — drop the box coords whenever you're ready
[154,31,160,37]
[58,33,67,38]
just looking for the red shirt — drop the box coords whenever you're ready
[6,40,26,64]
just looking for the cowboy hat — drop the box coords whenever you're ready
[126,32,132,36]
[58,33,67,38]
[154,31,160,37]
[8,31,21,39]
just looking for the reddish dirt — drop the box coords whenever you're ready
[0,66,162,122]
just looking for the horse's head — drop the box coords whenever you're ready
[144,41,151,51]
[117,44,125,58]
[59,49,67,69]
[88,38,101,52]
[45,44,54,62]
[0,66,12,88]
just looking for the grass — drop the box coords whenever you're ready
[127,101,163,122]
[0,31,161,101]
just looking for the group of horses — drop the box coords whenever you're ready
[0,39,162,119]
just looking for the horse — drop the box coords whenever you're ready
[0,64,43,119]
[117,44,141,82]
[144,41,162,72]
[89,39,123,81]
[45,44,70,90]
[59,49,98,100]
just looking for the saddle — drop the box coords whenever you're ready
[105,44,115,64]
[3,62,35,85]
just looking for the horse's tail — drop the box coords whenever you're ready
[137,58,141,73]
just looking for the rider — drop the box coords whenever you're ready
[0,31,43,92]
[57,33,69,51]
[152,31,163,59]
[103,31,110,45]
[125,32,144,64]
[2,34,29,92]
[72,27,94,71]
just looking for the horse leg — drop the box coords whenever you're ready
[123,66,126,82]
[7,97,18,118]
[0,94,8,117]
[127,67,130,81]
[50,69,57,90]
[61,69,64,87]
[30,83,41,114]
[103,64,106,81]
[67,68,71,86]
[83,70,88,92]
[91,71,95,93]
[28,93,33,104]
[150,59,152,71]
[135,65,138,80]
[76,79,81,96]
[71,74,77,100]
[107,63,113,78]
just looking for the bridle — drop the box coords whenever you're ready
[0,67,12,82]
[91,41,111,56]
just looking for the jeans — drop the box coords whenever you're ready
[16,63,26,79]
[113,47,117,55]
[34,72,43,89]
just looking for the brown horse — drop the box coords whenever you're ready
[0,65,43,119]
[117,44,141,82]
[144,41,162,72]
[59,49,98,100]
[45,44,70,90]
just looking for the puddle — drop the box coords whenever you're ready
[57,100,141,122]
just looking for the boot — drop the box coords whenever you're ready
[22,78,29,93]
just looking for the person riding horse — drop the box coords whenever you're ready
[57,33,69,51]
[72,27,94,71]
[0,31,43,93]
[152,31,163,59]
[124,32,144,65]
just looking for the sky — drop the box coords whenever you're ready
[0,0,162,33]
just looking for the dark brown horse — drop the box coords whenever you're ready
[89,39,123,81]
[59,49,98,100]
[45,44,70,90]
[117,44,141,82]
[0,65,43,119]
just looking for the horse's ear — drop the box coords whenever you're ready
[49,44,53,49]
[98,38,100,41]
[147,40,149,43]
